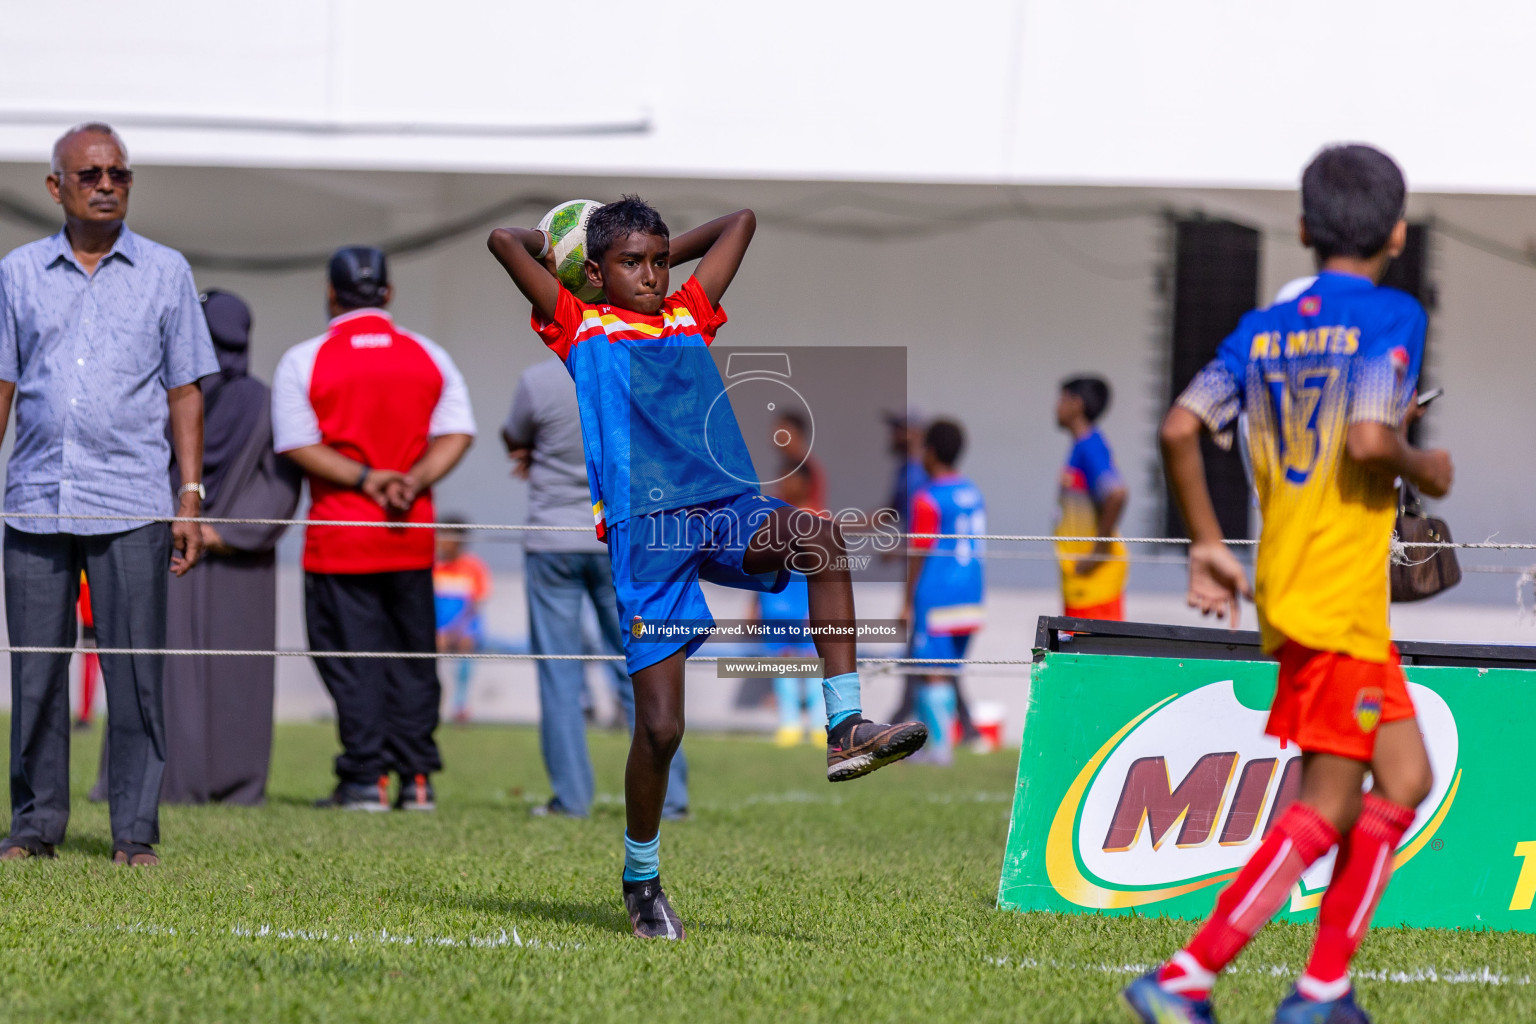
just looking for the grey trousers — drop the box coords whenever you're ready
[4,525,170,846]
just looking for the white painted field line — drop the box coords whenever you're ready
[115,921,579,952]
[732,790,1014,808]
[985,955,1534,987]
[556,790,1014,810]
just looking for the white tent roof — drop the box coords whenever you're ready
[2,0,1534,192]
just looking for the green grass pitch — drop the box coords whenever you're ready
[0,721,1531,1023]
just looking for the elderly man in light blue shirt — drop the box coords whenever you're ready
[0,122,217,866]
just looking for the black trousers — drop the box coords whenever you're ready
[4,525,170,845]
[304,569,441,785]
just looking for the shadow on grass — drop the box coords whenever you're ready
[263,792,557,815]
[63,834,115,859]
[442,892,631,935]
[0,833,114,861]
[437,891,818,943]
[265,793,328,809]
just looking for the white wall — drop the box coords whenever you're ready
[3,1,1536,191]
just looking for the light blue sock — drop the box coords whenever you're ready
[773,676,802,729]
[623,831,660,882]
[452,659,472,715]
[822,671,862,730]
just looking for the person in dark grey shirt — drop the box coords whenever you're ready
[505,357,687,818]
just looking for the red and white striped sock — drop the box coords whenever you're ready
[1156,950,1215,999]
[1158,802,1339,1001]
[1297,793,1416,1002]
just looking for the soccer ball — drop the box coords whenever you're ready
[537,199,605,302]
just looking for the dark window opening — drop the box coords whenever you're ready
[1163,217,1260,541]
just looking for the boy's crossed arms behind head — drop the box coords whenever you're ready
[489,194,752,326]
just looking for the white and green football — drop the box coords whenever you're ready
[537,199,605,301]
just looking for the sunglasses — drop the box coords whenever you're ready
[64,166,133,188]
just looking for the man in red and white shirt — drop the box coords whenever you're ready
[272,246,475,811]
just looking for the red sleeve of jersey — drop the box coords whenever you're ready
[673,276,728,345]
[910,490,940,550]
[530,285,587,361]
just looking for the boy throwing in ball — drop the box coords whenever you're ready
[1122,144,1453,1024]
[488,198,926,940]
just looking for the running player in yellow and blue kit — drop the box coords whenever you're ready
[1122,145,1453,1024]
[1054,377,1129,620]
[488,198,926,940]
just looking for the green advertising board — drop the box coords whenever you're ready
[998,650,1536,932]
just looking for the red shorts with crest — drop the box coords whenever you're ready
[1064,595,1124,621]
[1266,641,1416,762]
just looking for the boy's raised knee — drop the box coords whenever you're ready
[816,514,846,549]
[791,513,846,573]
[786,507,841,545]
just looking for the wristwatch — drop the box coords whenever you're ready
[178,482,205,500]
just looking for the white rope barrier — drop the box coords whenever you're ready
[0,511,1524,550]
[0,518,1516,675]
[0,512,576,532]
[0,645,1035,667]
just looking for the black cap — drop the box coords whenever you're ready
[199,290,251,350]
[328,246,389,308]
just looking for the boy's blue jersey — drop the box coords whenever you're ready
[533,277,759,537]
[1177,270,1425,659]
[910,474,986,635]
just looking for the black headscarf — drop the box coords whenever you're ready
[173,291,269,509]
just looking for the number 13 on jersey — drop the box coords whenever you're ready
[1263,368,1339,485]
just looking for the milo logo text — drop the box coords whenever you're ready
[1044,679,1460,911]
[1102,751,1301,853]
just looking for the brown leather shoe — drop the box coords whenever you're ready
[826,717,929,781]
[111,842,159,867]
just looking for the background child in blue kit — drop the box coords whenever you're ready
[902,420,986,760]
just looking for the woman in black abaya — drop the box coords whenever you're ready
[166,290,302,803]
[96,291,302,805]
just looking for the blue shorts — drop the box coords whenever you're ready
[434,599,484,645]
[910,630,972,670]
[608,492,792,674]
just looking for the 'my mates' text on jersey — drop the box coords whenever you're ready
[272,309,476,574]
[1176,271,1425,661]
[910,475,986,636]
[533,277,758,538]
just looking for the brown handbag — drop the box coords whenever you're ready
[1390,482,1462,602]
